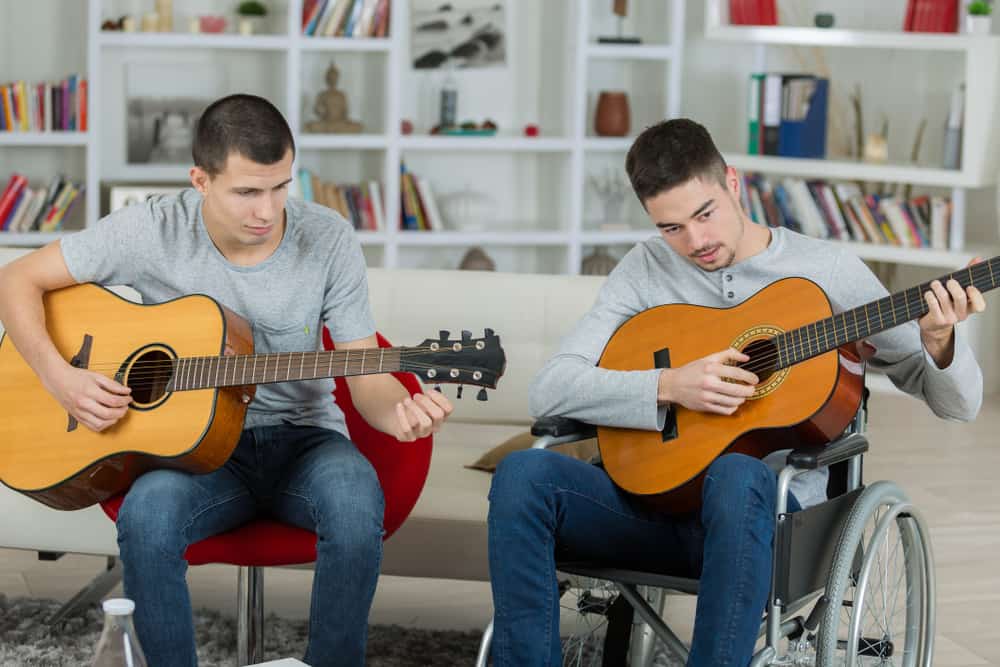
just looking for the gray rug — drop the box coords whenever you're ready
[0,594,482,666]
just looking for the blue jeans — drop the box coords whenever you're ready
[488,450,801,667]
[116,424,385,667]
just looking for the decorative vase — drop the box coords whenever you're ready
[594,91,630,137]
[966,15,992,35]
[238,16,262,35]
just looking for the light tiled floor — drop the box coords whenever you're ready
[2,391,998,664]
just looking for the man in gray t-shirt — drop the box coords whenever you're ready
[0,95,452,667]
[486,119,986,667]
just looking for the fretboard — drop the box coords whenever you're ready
[774,256,999,368]
[165,348,404,392]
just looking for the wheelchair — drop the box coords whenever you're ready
[475,390,936,666]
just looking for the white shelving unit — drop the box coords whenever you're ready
[0,0,689,274]
[704,0,1000,267]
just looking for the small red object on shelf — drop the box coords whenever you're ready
[401,119,414,135]
[729,0,777,26]
[524,124,539,137]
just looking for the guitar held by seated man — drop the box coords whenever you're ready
[597,258,994,513]
[0,283,506,511]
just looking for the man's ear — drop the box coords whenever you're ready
[189,166,211,195]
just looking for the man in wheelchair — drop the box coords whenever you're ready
[485,119,985,666]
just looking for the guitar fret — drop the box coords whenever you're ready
[300,353,305,381]
[252,356,257,385]
[313,353,318,380]
[345,350,350,376]
[875,299,883,331]
[361,348,366,375]
[379,348,384,372]
[199,357,206,389]
[989,260,995,288]
[328,351,333,378]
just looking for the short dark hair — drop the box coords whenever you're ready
[625,118,727,207]
[192,94,295,177]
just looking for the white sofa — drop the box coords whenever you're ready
[0,252,607,583]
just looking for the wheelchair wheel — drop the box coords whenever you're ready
[815,481,934,667]
[559,576,617,667]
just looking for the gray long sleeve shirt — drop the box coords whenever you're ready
[529,226,982,508]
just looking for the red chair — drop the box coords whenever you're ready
[101,332,433,665]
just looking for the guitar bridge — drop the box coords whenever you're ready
[67,334,94,433]
[654,347,678,443]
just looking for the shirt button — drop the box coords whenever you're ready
[725,274,733,281]
[727,291,735,298]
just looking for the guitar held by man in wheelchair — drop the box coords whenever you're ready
[0,283,507,512]
[597,257,998,513]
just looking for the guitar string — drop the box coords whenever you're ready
[47,263,999,388]
[70,346,461,372]
[79,360,481,392]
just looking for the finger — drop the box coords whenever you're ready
[966,256,984,267]
[930,280,955,321]
[714,363,759,386]
[405,398,432,432]
[717,347,750,363]
[94,373,131,395]
[395,402,414,441]
[702,391,745,408]
[945,279,967,320]
[423,389,454,416]
[706,376,755,399]
[923,288,944,324]
[968,286,987,313]
[703,400,740,416]
[413,393,445,422]
[77,397,123,422]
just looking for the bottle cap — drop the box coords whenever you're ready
[102,598,136,616]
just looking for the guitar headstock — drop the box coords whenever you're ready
[403,329,507,400]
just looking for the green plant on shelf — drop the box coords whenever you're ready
[968,1,992,16]
[237,1,268,16]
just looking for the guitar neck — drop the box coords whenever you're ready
[775,256,1000,369]
[166,347,406,392]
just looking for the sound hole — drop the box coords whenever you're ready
[741,338,778,385]
[126,349,174,407]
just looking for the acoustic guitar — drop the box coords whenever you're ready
[597,257,997,513]
[0,283,507,511]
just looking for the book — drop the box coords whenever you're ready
[368,180,385,231]
[747,74,764,155]
[415,177,444,232]
[0,173,28,227]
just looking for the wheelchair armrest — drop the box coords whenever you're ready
[786,433,869,470]
[530,416,598,439]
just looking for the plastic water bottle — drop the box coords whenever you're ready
[91,598,148,667]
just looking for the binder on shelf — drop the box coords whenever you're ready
[747,73,764,155]
[777,77,828,159]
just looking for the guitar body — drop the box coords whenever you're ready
[0,284,256,511]
[598,277,863,514]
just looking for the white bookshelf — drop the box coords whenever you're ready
[0,0,690,274]
[704,0,1000,266]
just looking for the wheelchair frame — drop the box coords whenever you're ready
[476,393,936,667]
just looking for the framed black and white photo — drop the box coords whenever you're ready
[411,1,507,70]
[125,61,223,164]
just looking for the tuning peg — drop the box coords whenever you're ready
[477,388,488,402]
[462,329,473,343]
[484,328,495,337]
[439,330,451,341]
[457,385,464,400]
